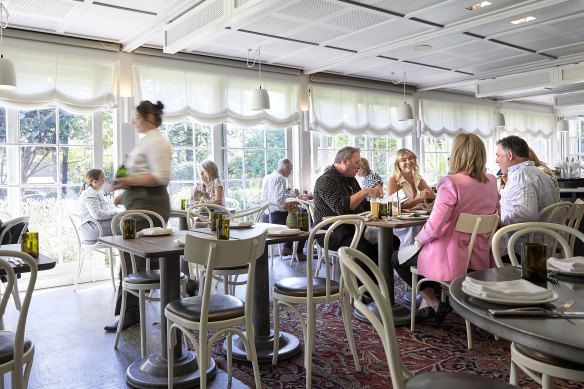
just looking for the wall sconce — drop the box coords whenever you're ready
[123,96,133,124]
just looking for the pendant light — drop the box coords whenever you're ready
[397,72,413,121]
[0,1,15,90]
[247,47,270,110]
[557,117,569,132]
[493,104,505,128]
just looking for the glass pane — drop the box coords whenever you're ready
[21,146,57,184]
[334,134,349,148]
[437,138,449,152]
[267,150,286,173]
[59,146,93,185]
[59,224,77,264]
[0,146,6,184]
[172,149,194,181]
[244,127,264,148]
[225,125,242,148]
[317,150,335,175]
[103,110,114,179]
[0,107,5,143]
[168,121,193,147]
[167,183,193,210]
[21,186,59,223]
[59,109,93,145]
[224,180,243,208]
[373,151,387,176]
[227,150,243,179]
[373,137,387,150]
[357,136,365,149]
[245,180,262,206]
[244,150,265,179]
[196,149,211,164]
[425,155,436,175]
[437,155,449,175]
[194,123,211,148]
[20,109,57,144]
[266,128,286,148]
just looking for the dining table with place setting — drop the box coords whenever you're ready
[0,243,57,275]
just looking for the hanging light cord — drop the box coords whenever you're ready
[246,47,263,89]
[0,1,8,58]
[390,72,407,102]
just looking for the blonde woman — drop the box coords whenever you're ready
[78,168,118,241]
[357,157,383,193]
[192,160,224,206]
[387,148,435,210]
[529,147,560,199]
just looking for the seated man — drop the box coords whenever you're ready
[261,158,306,261]
[313,146,383,269]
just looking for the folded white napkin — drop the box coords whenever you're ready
[140,227,173,236]
[462,277,553,301]
[267,227,300,235]
[548,256,584,272]
[397,241,423,265]
[175,235,186,246]
[231,220,253,227]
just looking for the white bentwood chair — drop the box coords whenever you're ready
[0,250,37,389]
[338,247,518,389]
[272,214,365,389]
[166,229,267,389]
[492,222,584,389]
[0,217,29,311]
[410,212,499,350]
[537,201,584,257]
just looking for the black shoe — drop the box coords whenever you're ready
[435,302,452,327]
[414,306,436,322]
[104,311,140,332]
[186,278,199,297]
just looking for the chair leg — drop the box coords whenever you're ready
[167,320,175,389]
[305,303,315,389]
[139,290,147,358]
[73,246,84,292]
[541,374,554,389]
[227,333,233,384]
[11,280,22,311]
[199,337,208,389]
[465,320,473,350]
[272,299,280,366]
[410,272,418,331]
[341,292,361,372]
[114,290,127,349]
[109,248,116,292]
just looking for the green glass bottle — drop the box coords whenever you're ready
[114,155,128,184]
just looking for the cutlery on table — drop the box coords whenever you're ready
[489,299,581,317]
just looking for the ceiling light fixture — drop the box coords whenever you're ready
[0,1,16,90]
[247,47,270,111]
[391,72,413,121]
[511,16,536,25]
[493,104,505,129]
[466,1,492,11]
[413,44,432,51]
[557,117,569,133]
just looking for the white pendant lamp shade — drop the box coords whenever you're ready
[557,118,569,132]
[252,87,270,110]
[0,56,15,90]
[493,111,505,128]
[398,101,413,121]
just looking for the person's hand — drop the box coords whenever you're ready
[111,177,130,190]
[420,189,433,200]
[114,194,123,206]
[369,186,383,199]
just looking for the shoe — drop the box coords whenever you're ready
[435,302,453,327]
[281,247,293,256]
[296,253,307,262]
[415,307,436,322]
[104,311,140,332]
[186,278,199,297]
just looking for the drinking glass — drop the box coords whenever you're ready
[21,232,39,257]
[370,198,380,219]
[521,243,547,284]
[122,219,136,239]
[391,200,400,216]
[379,202,388,217]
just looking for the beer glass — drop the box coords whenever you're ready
[521,243,547,284]
[370,198,380,219]
[21,232,39,257]
[122,219,136,239]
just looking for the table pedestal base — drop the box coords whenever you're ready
[354,302,411,326]
[223,330,301,363]
[126,350,216,388]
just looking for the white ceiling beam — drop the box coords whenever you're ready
[302,0,570,75]
[55,0,94,34]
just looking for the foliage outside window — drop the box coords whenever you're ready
[223,123,287,209]
[357,135,398,188]
[500,130,551,168]
[423,135,453,186]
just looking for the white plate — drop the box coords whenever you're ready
[175,236,185,246]
[462,285,558,306]
[230,221,254,229]
[397,214,430,220]
[140,228,174,236]
[547,263,584,276]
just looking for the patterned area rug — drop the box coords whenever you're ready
[160,277,582,388]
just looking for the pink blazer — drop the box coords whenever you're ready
[417,173,500,282]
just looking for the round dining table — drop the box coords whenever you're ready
[449,266,584,363]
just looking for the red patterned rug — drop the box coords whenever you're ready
[160,278,582,388]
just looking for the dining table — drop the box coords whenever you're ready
[0,243,57,274]
[98,224,323,387]
[449,266,584,363]
[354,217,427,325]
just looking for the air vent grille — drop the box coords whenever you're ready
[476,69,554,97]
[554,92,584,107]
[166,0,225,45]
[560,65,584,84]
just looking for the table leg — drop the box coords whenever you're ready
[126,254,216,388]
[224,247,302,363]
[354,228,411,326]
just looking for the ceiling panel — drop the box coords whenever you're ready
[460,53,546,74]
[410,0,518,26]
[385,33,474,59]
[8,0,76,32]
[352,0,450,16]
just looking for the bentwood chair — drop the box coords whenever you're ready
[0,216,29,311]
[69,213,117,292]
[537,202,584,256]
[338,247,517,389]
[492,222,584,389]
[410,212,499,350]
[166,230,267,389]
[0,250,37,389]
[272,215,364,389]
[111,210,187,358]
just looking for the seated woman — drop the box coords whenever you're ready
[387,149,435,245]
[391,134,500,326]
[192,160,224,206]
[78,168,119,242]
[357,157,383,195]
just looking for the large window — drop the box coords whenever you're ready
[422,135,453,186]
[222,123,287,208]
[314,133,350,176]
[500,130,552,167]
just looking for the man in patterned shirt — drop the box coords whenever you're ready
[261,158,306,261]
[313,146,383,266]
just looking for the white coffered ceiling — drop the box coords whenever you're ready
[4,0,584,105]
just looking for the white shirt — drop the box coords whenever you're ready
[261,170,294,212]
[127,129,171,185]
[78,187,118,221]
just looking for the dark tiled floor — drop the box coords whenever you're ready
[3,250,314,388]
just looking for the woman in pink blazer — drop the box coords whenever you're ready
[391,133,500,326]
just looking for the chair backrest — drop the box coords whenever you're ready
[232,202,269,223]
[338,247,412,389]
[491,222,583,267]
[224,197,240,211]
[538,201,584,255]
[186,203,234,229]
[184,230,267,324]
[306,214,366,303]
[111,210,166,274]
[0,216,29,245]
[0,250,38,388]
[454,212,499,269]
[69,212,102,246]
